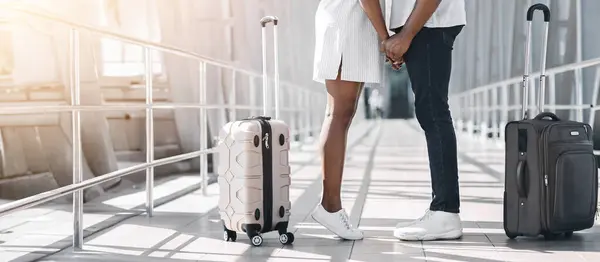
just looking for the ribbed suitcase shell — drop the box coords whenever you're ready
[217,118,292,240]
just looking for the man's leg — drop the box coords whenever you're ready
[393,26,464,241]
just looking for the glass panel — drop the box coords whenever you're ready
[102,63,141,76]
[101,38,123,62]
[0,27,13,76]
[151,49,161,63]
[153,62,163,74]
[102,62,163,76]
[558,0,571,20]
[123,43,143,62]
[97,0,164,77]
[559,27,567,61]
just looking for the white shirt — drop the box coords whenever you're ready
[387,0,467,30]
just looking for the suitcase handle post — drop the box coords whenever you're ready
[522,4,551,119]
[260,16,281,119]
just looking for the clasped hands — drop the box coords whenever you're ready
[381,32,413,70]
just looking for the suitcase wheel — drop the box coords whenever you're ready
[223,229,237,242]
[564,231,574,238]
[543,232,560,240]
[250,234,263,247]
[504,228,519,240]
[505,231,519,240]
[279,232,295,245]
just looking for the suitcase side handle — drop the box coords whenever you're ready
[516,160,528,197]
[521,4,551,119]
[527,4,551,22]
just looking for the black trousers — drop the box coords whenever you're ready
[394,25,464,213]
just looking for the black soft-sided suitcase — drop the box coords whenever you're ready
[503,3,598,240]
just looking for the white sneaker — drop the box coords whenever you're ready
[393,210,463,241]
[395,208,430,228]
[311,204,364,240]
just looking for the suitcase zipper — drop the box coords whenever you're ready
[541,123,565,231]
[541,123,574,230]
[541,124,552,231]
[256,118,273,233]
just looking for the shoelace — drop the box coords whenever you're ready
[339,212,352,230]
[417,210,434,222]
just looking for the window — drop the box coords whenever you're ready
[99,0,163,77]
[100,39,162,77]
[0,17,13,79]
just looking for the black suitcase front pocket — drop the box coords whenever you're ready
[551,151,597,231]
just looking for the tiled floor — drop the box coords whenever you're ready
[10,120,600,261]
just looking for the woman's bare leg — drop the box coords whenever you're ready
[320,71,363,212]
[310,63,365,240]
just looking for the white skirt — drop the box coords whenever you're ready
[313,0,382,84]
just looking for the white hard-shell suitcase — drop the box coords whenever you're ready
[217,16,295,247]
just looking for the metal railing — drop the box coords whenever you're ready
[450,56,600,144]
[0,5,326,249]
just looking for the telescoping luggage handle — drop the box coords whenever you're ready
[521,3,551,120]
[260,16,281,119]
[515,4,551,200]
